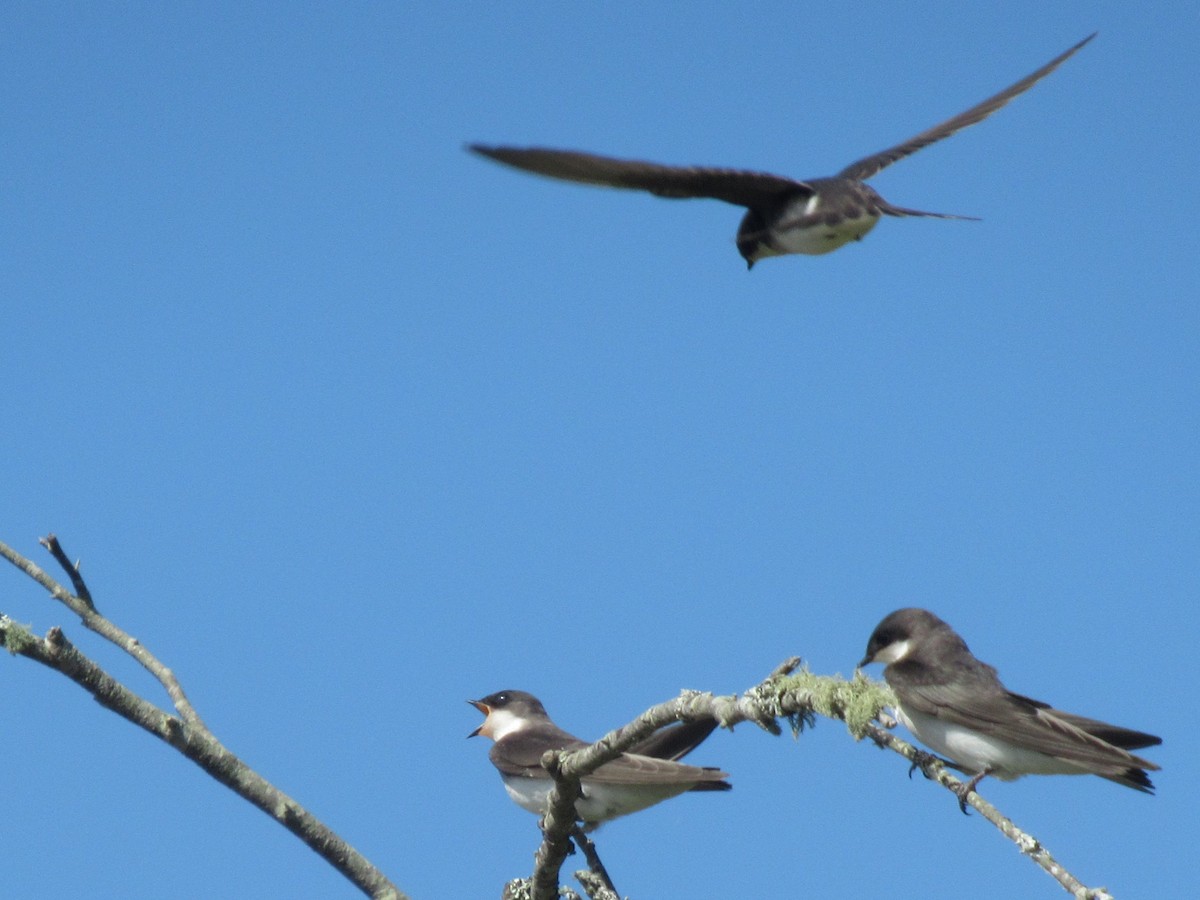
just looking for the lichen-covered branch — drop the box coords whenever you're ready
[513,662,1116,900]
[520,659,811,900]
[0,537,405,900]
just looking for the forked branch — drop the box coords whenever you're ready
[0,537,405,900]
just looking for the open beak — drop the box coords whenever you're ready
[467,699,490,738]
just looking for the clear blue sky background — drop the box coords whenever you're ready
[3,3,1195,898]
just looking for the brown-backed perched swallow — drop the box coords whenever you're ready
[859,607,1161,808]
[470,34,1094,268]
[468,690,729,829]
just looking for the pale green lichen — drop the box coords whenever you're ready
[761,668,896,740]
[0,616,39,656]
[843,674,896,738]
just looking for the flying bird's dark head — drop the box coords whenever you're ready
[467,689,547,740]
[735,208,775,270]
[859,607,955,669]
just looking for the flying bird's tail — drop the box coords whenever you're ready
[876,201,981,221]
[687,776,734,793]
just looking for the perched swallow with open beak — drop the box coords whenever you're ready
[468,690,730,830]
[469,34,1094,268]
[858,608,1161,809]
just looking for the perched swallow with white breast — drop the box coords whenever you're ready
[470,34,1094,268]
[858,608,1161,810]
[468,690,730,830]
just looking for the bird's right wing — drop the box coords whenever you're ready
[838,33,1095,181]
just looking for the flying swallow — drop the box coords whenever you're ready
[469,34,1094,268]
[468,690,730,830]
[858,608,1161,808]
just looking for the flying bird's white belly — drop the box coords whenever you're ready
[502,774,693,825]
[897,706,1090,780]
[774,197,881,255]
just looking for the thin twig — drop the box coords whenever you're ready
[40,533,94,609]
[573,868,621,900]
[0,538,406,900]
[570,827,619,899]
[4,536,207,728]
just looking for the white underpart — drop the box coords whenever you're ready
[774,208,880,256]
[502,773,696,825]
[871,639,912,665]
[483,708,529,741]
[897,705,1091,780]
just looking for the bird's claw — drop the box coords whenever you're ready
[954,782,974,815]
[907,749,942,780]
[953,770,989,816]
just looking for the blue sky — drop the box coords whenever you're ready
[3,3,1195,897]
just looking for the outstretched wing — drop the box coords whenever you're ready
[839,33,1095,181]
[470,145,810,208]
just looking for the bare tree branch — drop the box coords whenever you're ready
[572,869,620,900]
[8,534,209,728]
[568,828,619,900]
[0,537,406,900]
